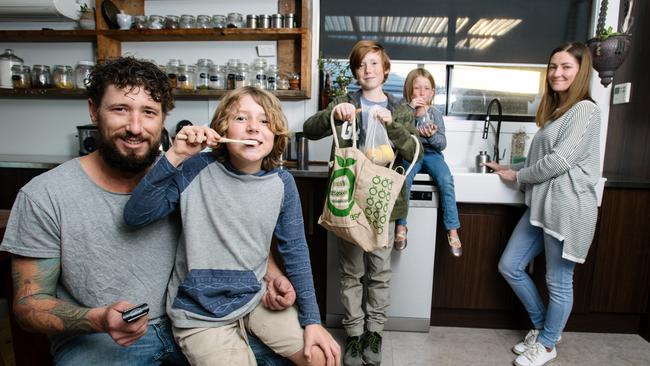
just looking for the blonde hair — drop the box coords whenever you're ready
[536,42,593,127]
[210,86,289,170]
[403,68,436,104]
[349,40,391,83]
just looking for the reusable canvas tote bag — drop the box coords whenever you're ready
[318,104,420,251]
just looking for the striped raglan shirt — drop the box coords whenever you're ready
[517,100,601,263]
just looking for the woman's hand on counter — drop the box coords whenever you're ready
[483,161,517,182]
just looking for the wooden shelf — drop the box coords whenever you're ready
[100,28,304,42]
[0,88,308,101]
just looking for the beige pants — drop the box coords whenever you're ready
[338,221,395,336]
[173,303,304,366]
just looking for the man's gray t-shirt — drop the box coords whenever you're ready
[0,158,181,349]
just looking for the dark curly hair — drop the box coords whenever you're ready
[86,57,175,114]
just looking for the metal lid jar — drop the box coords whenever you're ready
[176,64,195,90]
[0,49,24,89]
[11,64,31,89]
[266,65,279,91]
[164,15,179,29]
[197,15,211,29]
[179,14,196,29]
[166,59,183,88]
[227,13,243,28]
[234,62,249,88]
[208,65,225,90]
[32,64,51,88]
[211,14,226,28]
[53,65,74,89]
[251,58,268,89]
[195,58,213,90]
[74,61,94,89]
[226,59,240,90]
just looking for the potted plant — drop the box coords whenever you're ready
[78,4,95,30]
[317,56,354,109]
[586,0,634,86]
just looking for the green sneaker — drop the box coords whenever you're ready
[343,336,363,366]
[362,331,382,364]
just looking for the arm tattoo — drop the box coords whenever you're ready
[12,257,96,334]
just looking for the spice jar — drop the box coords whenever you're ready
[133,15,148,29]
[164,15,179,29]
[234,62,249,88]
[226,59,240,90]
[227,13,243,28]
[53,65,74,89]
[147,15,164,29]
[74,61,94,89]
[197,15,211,29]
[11,64,31,89]
[166,59,182,88]
[266,65,279,91]
[211,15,226,28]
[251,58,267,89]
[0,49,24,89]
[271,14,284,28]
[195,58,213,90]
[32,65,51,88]
[284,13,295,28]
[246,15,257,28]
[208,65,225,90]
[277,77,289,91]
[258,14,270,29]
[289,72,300,90]
[176,65,195,90]
[180,15,196,29]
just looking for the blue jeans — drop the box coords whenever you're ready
[397,151,460,230]
[53,316,189,366]
[53,316,289,366]
[498,208,576,349]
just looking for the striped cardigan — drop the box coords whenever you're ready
[517,100,601,263]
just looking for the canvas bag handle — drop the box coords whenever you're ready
[329,104,420,176]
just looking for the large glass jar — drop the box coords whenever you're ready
[234,62,249,88]
[196,15,211,29]
[11,64,31,89]
[179,15,196,29]
[0,48,24,89]
[211,15,226,28]
[32,65,51,88]
[164,15,179,29]
[176,65,195,90]
[251,58,267,89]
[266,65,279,91]
[227,13,243,28]
[195,58,213,90]
[53,65,74,89]
[148,15,164,29]
[74,61,94,89]
[133,15,148,29]
[226,59,240,90]
[208,65,225,90]
[166,59,182,88]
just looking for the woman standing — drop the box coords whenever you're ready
[484,42,601,366]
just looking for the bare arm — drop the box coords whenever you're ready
[11,255,147,346]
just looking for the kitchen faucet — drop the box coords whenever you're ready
[482,98,503,164]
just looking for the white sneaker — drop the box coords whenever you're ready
[514,342,557,366]
[513,329,561,355]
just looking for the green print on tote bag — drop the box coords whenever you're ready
[319,104,420,252]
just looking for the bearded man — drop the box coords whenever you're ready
[1,57,295,365]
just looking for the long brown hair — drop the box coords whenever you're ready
[536,42,593,127]
[348,40,391,83]
[403,68,436,104]
[210,86,289,171]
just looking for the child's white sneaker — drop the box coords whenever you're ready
[513,329,561,355]
[514,342,557,366]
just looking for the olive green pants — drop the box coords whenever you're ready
[337,221,395,336]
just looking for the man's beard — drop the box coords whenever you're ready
[97,130,161,173]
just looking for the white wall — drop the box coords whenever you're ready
[0,0,618,167]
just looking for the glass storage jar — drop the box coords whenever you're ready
[234,62,249,88]
[0,48,24,89]
[53,65,74,89]
[148,15,164,29]
[32,65,51,88]
[289,72,300,90]
[196,15,211,29]
[208,65,225,90]
[226,59,240,90]
[166,59,183,88]
[133,15,148,29]
[227,13,243,28]
[266,65,279,91]
[195,58,213,90]
[164,15,179,29]
[211,15,226,28]
[277,77,289,90]
[176,65,195,90]
[251,58,267,89]
[11,64,31,89]
[179,15,196,29]
[74,61,94,89]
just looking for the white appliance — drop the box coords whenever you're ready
[325,173,438,332]
[0,0,92,21]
